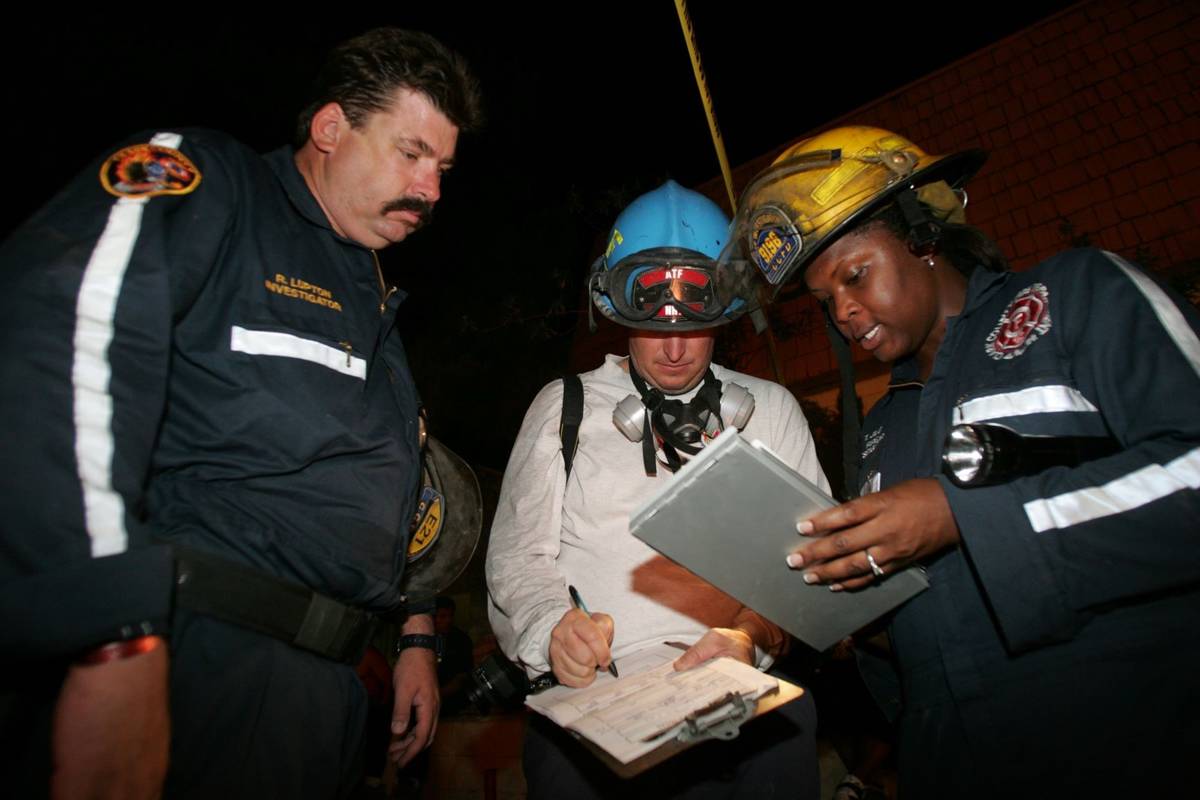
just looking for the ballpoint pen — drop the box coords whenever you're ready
[568,584,619,678]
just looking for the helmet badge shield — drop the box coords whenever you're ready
[749,205,802,286]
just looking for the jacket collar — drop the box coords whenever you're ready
[961,266,1010,316]
[265,146,366,250]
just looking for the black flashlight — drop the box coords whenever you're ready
[942,423,1120,488]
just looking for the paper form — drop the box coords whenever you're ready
[525,642,778,764]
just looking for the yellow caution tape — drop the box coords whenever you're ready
[674,0,738,212]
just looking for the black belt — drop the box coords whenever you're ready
[173,546,380,665]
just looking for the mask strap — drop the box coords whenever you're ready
[693,369,723,424]
[657,435,684,472]
[629,363,662,476]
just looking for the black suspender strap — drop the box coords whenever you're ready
[824,309,861,501]
[560,374,584,479]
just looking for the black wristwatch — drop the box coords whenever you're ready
[395,633,443,663]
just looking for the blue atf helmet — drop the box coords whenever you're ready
[590,180,755,331]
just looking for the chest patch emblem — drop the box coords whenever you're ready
[985,283,1051,360]
[100,143,201,198]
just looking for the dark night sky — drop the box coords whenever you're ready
[5,6,1071,469]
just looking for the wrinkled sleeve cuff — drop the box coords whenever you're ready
[404,595,437,617]
[0,545,176,660]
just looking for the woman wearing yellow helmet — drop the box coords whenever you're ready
[736,127,1200,796]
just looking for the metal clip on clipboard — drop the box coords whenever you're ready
[677,692,754,743]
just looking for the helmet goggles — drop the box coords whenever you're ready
[592,247,751,327]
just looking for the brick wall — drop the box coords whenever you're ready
[696,0,1200,399]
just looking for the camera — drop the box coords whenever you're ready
[466,652,557,713]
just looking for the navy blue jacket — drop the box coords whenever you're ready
[0,130,422,659]
[859,249,1200,793]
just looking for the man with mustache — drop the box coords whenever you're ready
[383,196,435,227]
[0,28,481,799]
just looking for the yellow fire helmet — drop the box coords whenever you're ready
[726,126,986,289]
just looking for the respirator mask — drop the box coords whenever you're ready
[614,362,754,475]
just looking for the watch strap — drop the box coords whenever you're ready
[395,633,442,660]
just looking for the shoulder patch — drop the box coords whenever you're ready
[100,143,201,198]
[985,282,1051,360]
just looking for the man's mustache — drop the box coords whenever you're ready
[381,196,434,228]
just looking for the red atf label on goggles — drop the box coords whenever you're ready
[632,266,715,317]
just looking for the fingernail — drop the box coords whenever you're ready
[786,553,803,568]
[796,520,814,535]
[803,572,818,584]
[829,583,843,593]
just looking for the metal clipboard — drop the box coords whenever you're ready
[575,673,806,779]
[630,429,928,653]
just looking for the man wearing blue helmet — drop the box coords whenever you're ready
[487,181,827,797]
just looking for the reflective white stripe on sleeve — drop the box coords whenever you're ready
[1104,251,1200,380]
[230,325,367,379]
[1024,446,1200,532]
[72,131,184,558]
[74,198,145,557]
[954,385,1099,424]
[150,132,183,149]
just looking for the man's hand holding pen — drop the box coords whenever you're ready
[548,585,619,688]
[548,607,616,687]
